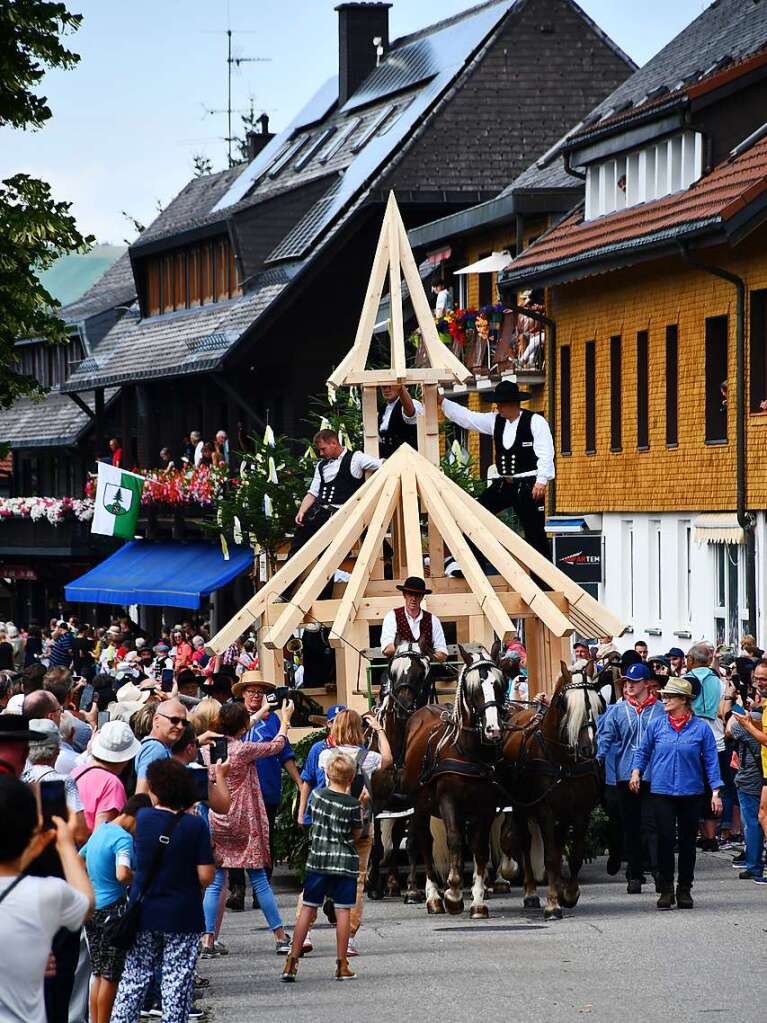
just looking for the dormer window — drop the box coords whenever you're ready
[584,130,704,221]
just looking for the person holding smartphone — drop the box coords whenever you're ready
[0,776,94,1023]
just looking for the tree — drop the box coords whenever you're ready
[0,1,93,411]
[192,153,213,178]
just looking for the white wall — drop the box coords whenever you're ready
[599,511,761,654]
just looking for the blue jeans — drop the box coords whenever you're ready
[203,867,284,933]
[738,789,765,875]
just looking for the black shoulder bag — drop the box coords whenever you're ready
[103,811,184,951]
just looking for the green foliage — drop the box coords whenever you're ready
[0,1,94,411]
[273,729,326,879]
[192,153,213,178]
[213,430,308,574]
[304,385,363,451]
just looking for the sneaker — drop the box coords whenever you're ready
[187,1009,206,1021]
[731,855,747,868]
[739,869,760,879]
[193,976,210,990]
[213,940,228,956]
[275,933,292,955]
[751,875,767,885]
[626,879,642,895]
[199,945,219,959]
[302,931,314,954]
[699,838,718,852]
[335,957,357,980]
[346,937,359,957]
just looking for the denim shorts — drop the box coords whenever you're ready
[302,871,356,909]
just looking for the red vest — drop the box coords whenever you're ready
[394,606,433,655]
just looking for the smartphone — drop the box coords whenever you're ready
[188,766,209,804]
[39,779,68,828]
[210,737,228,764]
[97,710,109,729]
[79,684,95,711]
[266,685,291,707]
[161,668,175,692]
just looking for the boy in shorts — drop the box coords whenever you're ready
[281,752,362,982]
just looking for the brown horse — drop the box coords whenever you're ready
[496,661,604,919]
[397,643,506,917]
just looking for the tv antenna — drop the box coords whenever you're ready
[202,28,271,166]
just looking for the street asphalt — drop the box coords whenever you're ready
[200,848,764,1023]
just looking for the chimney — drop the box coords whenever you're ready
[335,3,391,107]
[246,114,274,162]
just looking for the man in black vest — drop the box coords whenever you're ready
[438,380,554,560]
[379,384,423,457]
[290,429,382,557]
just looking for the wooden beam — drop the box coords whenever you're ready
[416,472,513,641]
[305,590,569,622]
[207,464,387,653]
[361,387,380,459]
[340,368,453,385]
[66,392,95,420]
[327,211,391,387]
[387,203,407,381]
[400,464,424,580]
[330,475,400,648]
[263,464,392,649]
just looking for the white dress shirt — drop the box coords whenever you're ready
[193,440,205,467]
[380,397,423,431]
[441,398,555,486]
[308,450,382,500]
[434,288,450,318]
[380,608,448,655]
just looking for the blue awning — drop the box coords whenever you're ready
[64,540,253,609]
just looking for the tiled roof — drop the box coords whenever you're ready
[564,0,767,147]
[503,134,767,285]
[0,387,119,449]
[60,278,289,391]
[58,251,137,323]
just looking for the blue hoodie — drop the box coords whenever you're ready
[597,698,665,783]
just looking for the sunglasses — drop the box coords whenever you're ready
[157,713,186,726]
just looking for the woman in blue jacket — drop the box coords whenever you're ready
[630,677,723,910]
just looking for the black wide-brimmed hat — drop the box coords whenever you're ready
[0,715,45,742]
[396,576,432,596]
[492,380,530,404]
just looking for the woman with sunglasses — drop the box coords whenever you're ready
[630,678,723,910]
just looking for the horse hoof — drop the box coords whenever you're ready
[559,892,580,909]
[523,896,541,910]
[492,881,511,895]
[427,899,445,915]
[445,897,464,916]
[404,891,425,905]
[470,905,489,919]
[544,905,563,921]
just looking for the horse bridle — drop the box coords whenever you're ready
[458,658,505,742]
[384,647,430,718]
[554,668,604,758]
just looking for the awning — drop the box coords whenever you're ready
[693,512,745,545]
[64,540,253,609]
[546,517,587,534]
[454,251,511,275]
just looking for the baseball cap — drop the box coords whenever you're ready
[622,663,651,682]
[665,647,685,659]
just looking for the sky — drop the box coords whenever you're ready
[0,0,712,245]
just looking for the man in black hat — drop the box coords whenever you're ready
[439,380,555,560]
[380,577,448,662]
[0,715,43,778]
[379,384,423,457]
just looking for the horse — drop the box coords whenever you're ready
[496,660,604,919]
[397,642,507,917]
[366,642,432,902]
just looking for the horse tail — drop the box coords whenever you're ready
[430,816,450,883]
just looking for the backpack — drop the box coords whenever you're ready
[350,748,371,837]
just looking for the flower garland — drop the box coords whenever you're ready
[140,464,228,507]
[0,496,94,524]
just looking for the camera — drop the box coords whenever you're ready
[265,686,293,708]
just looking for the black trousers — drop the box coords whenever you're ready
[286,506,335,600]
[603,784,623,864]
[653,793,700,888]
[44,926,81,1023]
[616,780,657,880]
[479,478,551,561]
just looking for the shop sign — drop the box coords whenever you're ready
[553,534,602,584]
[0,565,37,580]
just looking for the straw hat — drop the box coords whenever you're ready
[231,669,277,699]
[115,681,151,706]
[658,678,694,699]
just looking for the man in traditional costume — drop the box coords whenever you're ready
[378,384,423,457]
[380,576,448,663]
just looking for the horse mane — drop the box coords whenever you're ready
[559,662,602,748]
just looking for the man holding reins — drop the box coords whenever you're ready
[380,577,448,663]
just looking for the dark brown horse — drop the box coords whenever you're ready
[496,661,604,919]
[397,643,506,917]
[367,642,432,901]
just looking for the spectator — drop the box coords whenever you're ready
[685,642,728,851]
[630,677,723,909]
[56,712,80,775]
[634,641,648,662]
[134,699,188,795]
[665,646,686,677]
[72,626,96,680]
[215,429,229,466]
[297,705,346,828]
[109,760,215,1023]
[23,719,88,840]
[191,430,204,467]
[0,776,94,1023]
[200,441,216,467]
[431,279,452,318]
[190,636,209,669]
[109,437,122,467]
[49,621,75,669]
[727,693,765,881]
[0,628,14,670]
[159,447,175,471]
[79,794,152,1023]
[23,688,62,726]
[200,699,295,953]
[73,721,141,831]
[5,623,25,672]
[282,752,363,983]
[172,630,193,672]
[24,624,43,666]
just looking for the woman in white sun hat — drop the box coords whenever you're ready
[72,721,142,831]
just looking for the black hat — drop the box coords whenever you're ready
[396,576,432,596]
[0,715,45,742]
[492,380,530,404]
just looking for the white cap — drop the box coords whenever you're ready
[91,720,141,763]
[6,693,25,714]
[28,718,59,740]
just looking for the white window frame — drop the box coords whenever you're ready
[622,520,635,622]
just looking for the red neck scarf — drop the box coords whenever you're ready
[626,694,657,713]
[668,711,692,733]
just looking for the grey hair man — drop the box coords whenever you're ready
[686,642,726,851]
[22,719,89,845]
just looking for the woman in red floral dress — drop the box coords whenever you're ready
[202,698,295,953]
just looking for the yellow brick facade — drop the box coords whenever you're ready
[549,226,767,514]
